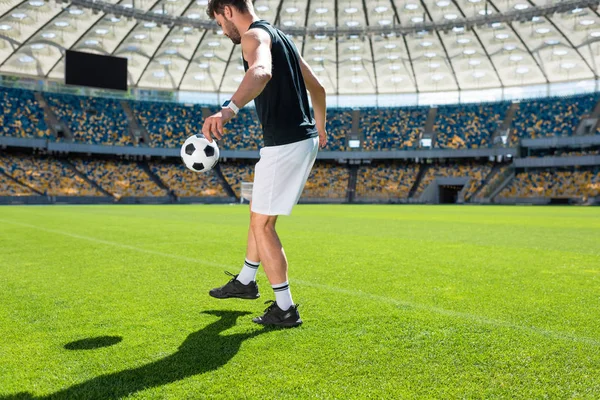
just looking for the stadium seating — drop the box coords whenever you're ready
[0,153,102,196]
[133,101,338,151]
[150,162,228,198]
[188,160,350,200]
[132,101,207,148]
[46,93,131,146]
[326,108,352,151]
[498,169,600,199]
[360,107,427,150]
[0,171,35,196]
[301,162,349,199]
[219,161,255,198]
[511,94,599,142]
[5,86,600,152]
[414,162,493,199]
[73,159,167,198]
[435,102,509,149]
[221,108,263,151]
[355,163,418,200]
[1,151,598,202]
[472,165,510,200]
[0,87,50,139]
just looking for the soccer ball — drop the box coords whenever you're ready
[180,134,220,173]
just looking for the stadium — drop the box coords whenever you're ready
[1,0,599,398]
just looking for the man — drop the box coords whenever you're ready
[202,0,327,327]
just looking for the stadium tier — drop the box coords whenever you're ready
[301,162,349,200]
[355,163,419,201]
[435,102,510,149]
[72,159,167,198]
[0,149,598,204]
[511,94,599,143]
[150,162,227,198]
[0,153,102,196]
[46,93,132,146]
[0,171,35,196]
[2,87,600,150]
[360,106,426,150]
[0,87,50,139]
[498,169,600,200]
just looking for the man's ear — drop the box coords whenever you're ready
[224,5,233,19]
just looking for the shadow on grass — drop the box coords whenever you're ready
[64,335,123,350]
[2,310,268,400]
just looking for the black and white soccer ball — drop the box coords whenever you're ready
[180,134,220,173]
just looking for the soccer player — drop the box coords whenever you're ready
[202,0,327,327]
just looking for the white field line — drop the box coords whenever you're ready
[2,218,599,347]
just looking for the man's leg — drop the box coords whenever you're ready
[250,212,295,312]
[208,205,261,299]
[235,204,261,285]
[245,218,260,262]
[250,212,286,282]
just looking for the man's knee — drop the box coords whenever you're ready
[250,212,277,234]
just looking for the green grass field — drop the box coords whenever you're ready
[1,205,599,399]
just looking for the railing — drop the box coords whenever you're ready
[0,137,518,160]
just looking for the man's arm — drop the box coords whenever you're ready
[299,56,327,149]
[202,28,272,142]
[230,28,272,109]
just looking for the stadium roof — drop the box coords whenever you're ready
[1,0,600,94]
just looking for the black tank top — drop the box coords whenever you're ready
[243,20,317,147]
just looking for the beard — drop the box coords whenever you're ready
[223,18,241,45]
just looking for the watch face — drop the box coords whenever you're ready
[222,100,230,107]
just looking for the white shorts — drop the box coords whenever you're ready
[251,136,319,216]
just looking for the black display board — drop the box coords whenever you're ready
[65,50,127,91]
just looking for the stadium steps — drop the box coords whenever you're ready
[139,162,175,201]
[479,165,510,201]
[485,167,516,202]
[408,164,430,199]
[0,169,43,195]
[61,159,113,197]
[346,164,358,203]
[121,101,151,145]
[35,92,73,141]
[491,102,519,146]
[351,110,362,143]
[468,163,504,202]
[213,164,238,201]
[590,98,600,118]
[502,102,520,144]
[501,102,519,131]
[575,98,600,136]
[423,107,438,146]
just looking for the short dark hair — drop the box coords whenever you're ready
[206,0,250,19]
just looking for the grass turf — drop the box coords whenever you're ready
[0,204,599,399]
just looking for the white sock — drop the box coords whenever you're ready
[272,281,294,311]
[236,258,259,285]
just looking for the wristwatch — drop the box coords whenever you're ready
[222,100,239,115]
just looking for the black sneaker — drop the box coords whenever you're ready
[252,300,303,327]
[209,271,260,300]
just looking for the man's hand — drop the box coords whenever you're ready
[318,130,327,149]
[201,107,235,143]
